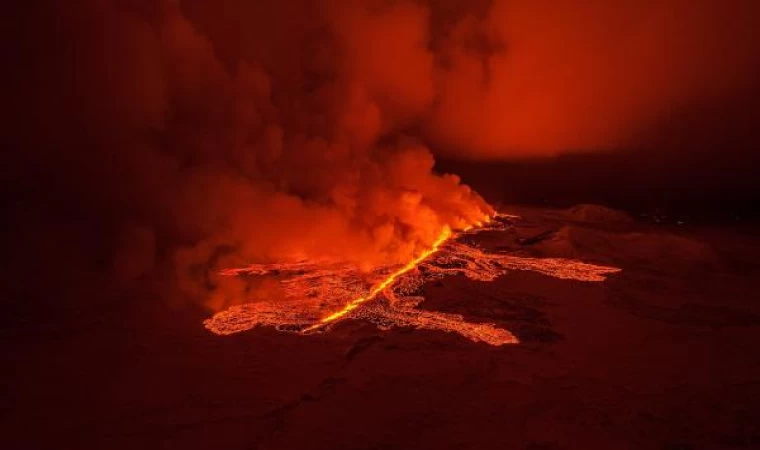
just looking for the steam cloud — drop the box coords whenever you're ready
[6,0,759,310]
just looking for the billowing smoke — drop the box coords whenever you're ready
[5,0,759,311]
[7,0,491,311]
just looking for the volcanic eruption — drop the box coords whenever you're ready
[8,0,757,317]
[204,214,621,345]
[7,1,760,449]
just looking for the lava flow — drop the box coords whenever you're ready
[204,214,621,345]
[302,226,453,333]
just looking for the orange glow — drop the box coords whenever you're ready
[303,226,453,332]
[204,213,620,345]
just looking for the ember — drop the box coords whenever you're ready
[204,214,620,345]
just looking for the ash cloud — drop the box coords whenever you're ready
[5,0,759,311]
[6,0,490,310]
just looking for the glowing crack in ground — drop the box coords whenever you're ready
[204,214,621,345]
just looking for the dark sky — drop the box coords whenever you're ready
[438,81,760,219]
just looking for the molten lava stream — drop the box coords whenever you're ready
[302,226,453,333]
[203,213,621,346]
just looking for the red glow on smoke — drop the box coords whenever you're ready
[205,214,620,345]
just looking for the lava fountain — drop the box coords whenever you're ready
[204,214,621,345]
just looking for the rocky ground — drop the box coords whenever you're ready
[3,205,760,449]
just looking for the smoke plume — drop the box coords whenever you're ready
[5,0,759,311]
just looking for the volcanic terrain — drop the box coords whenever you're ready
[3,205,760,450]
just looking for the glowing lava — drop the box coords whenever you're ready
[303,226,453,333]
[204,214,621,345]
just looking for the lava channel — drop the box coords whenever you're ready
[204,214,621,345]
